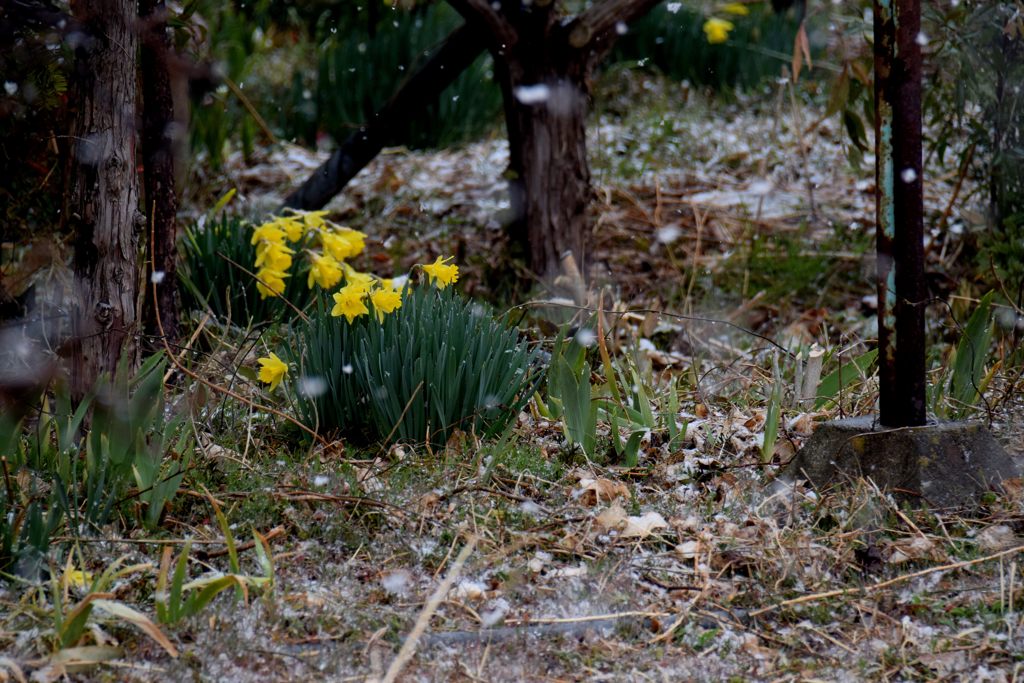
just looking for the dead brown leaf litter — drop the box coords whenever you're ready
[4,74,1023,681]
[4,418,1021,681]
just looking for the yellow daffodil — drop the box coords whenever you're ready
[255,242,294,274]
[342,263,375,288]
[66,568,93,589]
[722,2,749,16]
[320,228,366,261]
[251,223,288,246]
[703,17,734,44]
[299,210,331,230]
[278,216,305,242]
[383,275,409,293]
[307,252,344,290]
[257,352,288,391]
[331,283,369,322]
[421,256,459,289]
[370,286,403,321]
[256,268,289,298]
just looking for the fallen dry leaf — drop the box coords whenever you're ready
[595,503,629,532]
[577,478,631,506]
[977,524,1018,552]
[883,536,937,564]
[417,492,441,512]
[787,412,817,435]
[92,599,178,658]
[675,539,704,559]
[596,505,668,539]
[621,511,668,538]
[451,579,487,601]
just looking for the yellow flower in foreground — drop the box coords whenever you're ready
[722,2,749,16]
[421,256,459,289]
[258,352,288,391]
[256,268,289,299]
[320,227,366,261]
[331,283,369,323]
[703,17,735,44]
[342,263,375,288]
[255,241,294,273]
[308,252,344,290]
[251,223,287,246]
[278,216,306,242]
[299,209,331,230]
[370,286,403,321]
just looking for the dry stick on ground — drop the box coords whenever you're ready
[382,536,478,683]
[750,543,1024,618]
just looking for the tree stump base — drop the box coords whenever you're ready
[785,416,1021,508]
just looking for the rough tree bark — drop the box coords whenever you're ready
[140,0,180,346]
[67,0,141,398]
[448,0,661,278]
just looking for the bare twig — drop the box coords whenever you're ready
[382,536,477,683]
[750,544,1024,617]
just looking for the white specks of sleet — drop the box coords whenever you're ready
[616,21,628,35]
[298,375,327,398]
[520,500,542,517]
[76,131,110,166]
[916,31,929,46]
[381,569,412,596]
[150,271,165,284]
[4,82,16,95]
[901,168,918,183]
[341,363,353,375]
[666,2,682,13]
[313,475,329,487]
[481,598,511,627]
[575,328,597,347]
[514,84,550,105]
[656,225,681,244]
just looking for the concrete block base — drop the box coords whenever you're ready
[785,416,1021,508]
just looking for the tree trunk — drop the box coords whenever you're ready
[447,0,661,278]
[140,0,180,347]
[504,70,590,278]
[67,0,141,398]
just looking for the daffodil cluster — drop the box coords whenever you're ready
[251,210,367,299]
[252,210,462,392]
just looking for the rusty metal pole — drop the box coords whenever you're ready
[874,0,926,427]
